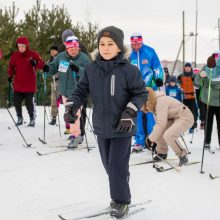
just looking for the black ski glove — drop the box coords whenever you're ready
[207,54,216,68]
[155,78,163,87]
[116,107,137,133]
[146,138,157,152]
[43,64,50,73]
[30,59,37,67]
[8,77,12,83]
[64,102,78,124]
[69,60,79,73]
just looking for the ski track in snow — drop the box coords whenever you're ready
[0,106,220,220]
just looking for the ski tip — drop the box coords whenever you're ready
[58,215,66,220]
[209,174,215,179]
[36,151,42,156]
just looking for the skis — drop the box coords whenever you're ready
[130,158,177,166]
[58,200,152,220]
[155,161,201,172]
[209,174,220,180]
[36,146,95,156]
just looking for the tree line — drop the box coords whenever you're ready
[0,0,99,107]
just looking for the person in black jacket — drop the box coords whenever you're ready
[64,26,148,218]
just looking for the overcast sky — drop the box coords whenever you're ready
[1,0,220,63]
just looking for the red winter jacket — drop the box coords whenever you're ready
[8,36,45,93]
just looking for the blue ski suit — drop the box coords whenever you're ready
[129,44,164,146]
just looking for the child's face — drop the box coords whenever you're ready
[18,44,26,53]
[50,49,58,57]
[170,82,176,87]
[99,37,121,60]
[67,47,80,57]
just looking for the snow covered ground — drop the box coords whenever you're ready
[0,106,220,220]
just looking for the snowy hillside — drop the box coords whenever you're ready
[0,106,219,220]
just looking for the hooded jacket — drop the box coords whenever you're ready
[8,36,45,93]
[69,53,148,138]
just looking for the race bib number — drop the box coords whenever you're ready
[169,91,177,97]
[58,60,69,73]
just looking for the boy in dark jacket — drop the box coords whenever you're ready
[64,26,148,218]
[166,76,182,102]
[8,36,45,127]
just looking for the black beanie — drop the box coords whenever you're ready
[49,45,59,51]
[97,26,124,52]
[184,62,192,68]
[169,76,177,83]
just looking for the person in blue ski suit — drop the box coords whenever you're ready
[129,32,164,152]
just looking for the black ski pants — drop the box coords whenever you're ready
[195,89,206,122]
[183,99,197,128]
[204,104,220,145]
[80,100,87,137]
[14,91,35,119]
[97,136,131,204]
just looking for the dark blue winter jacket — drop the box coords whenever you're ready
[69,53,148,138]
[166,85,182,102]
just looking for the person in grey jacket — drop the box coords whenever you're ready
[45,35,90,148]
[64,26,148,218]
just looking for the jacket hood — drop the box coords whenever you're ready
[16,36,30,50]
[142,88,165,113]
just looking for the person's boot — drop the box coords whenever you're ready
[49,117,56,125]
[110,202,129,218]
[67,136,82,149]
[64,129,71,135]
[179,154,188,166]
[153,153,167,161]
[204,143,210,150]
[132,144,144,153]
[16,117,23,126]
[77,135,84,144]
[28,118,35,127]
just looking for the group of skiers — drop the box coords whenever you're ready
[7,25,220,218]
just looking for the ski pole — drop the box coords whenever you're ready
[148,148,181,172]
[39,72,47,144]
[200,68,212,174]
[180,135,191,154]
[85,111,97,144]
[6,105,32,148]
[53,76,61,138]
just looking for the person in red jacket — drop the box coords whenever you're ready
[8,36,45,127]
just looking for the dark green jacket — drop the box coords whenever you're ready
[47,51,90,98]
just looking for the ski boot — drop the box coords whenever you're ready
[28,118,35,127]
[77,135,84,144]
[189,128,194,134]
[67,136,82,149]
[132,144,144,153]
[179,154,188,166]
[110,202,129,218]
[64,128,70,135]
[16,117,23,126]
[49,117,56,125]
[204,143,210,150]
[153,153,167,161]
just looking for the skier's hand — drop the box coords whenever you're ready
[155,78,163,87]
[64,102,78,124]
[207,54,216,68]
[30,59,37,67]
[43,64,50,73]
[69,61,79,73]
[8,76,12,83]
[199,71,207,78]
[146,138,157,152]
[116,107,137,133]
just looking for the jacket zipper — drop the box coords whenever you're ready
[111,74,115,96]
